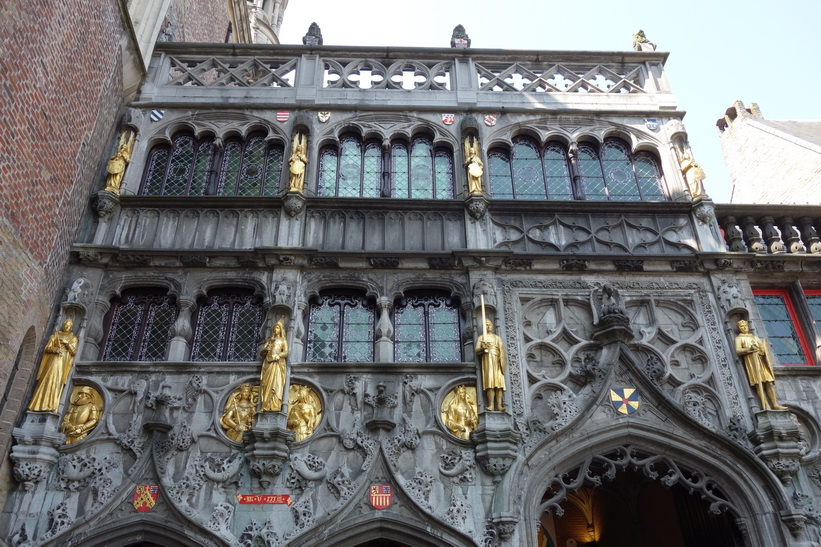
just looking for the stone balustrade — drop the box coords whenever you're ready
[717,205,821,255]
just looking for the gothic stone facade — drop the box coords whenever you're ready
[4,42,821,546]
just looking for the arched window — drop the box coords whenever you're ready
[490,137,666,201]
[318,135,453,198]
[141,133,284,196]
[394,293,461,362]
[101,290,177,361]
[216,134,284,196]
[489,138,572,200]
[579,139,667,201]
[191,291,263,362]
[306,294,374,362]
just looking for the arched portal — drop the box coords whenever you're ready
[540,467,743,547]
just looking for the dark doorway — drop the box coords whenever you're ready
[542,468,743,547]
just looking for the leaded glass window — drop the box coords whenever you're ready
[191,292,263,362]
[753,292,809,365]
[101,292,177,361]
[490,138,666,201]
[141,133,283,196]
[306,295,374,362]
[395,294,461,363]
[318,135,453,198]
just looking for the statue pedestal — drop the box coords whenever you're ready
[473,411,521,484]
[750,409,801,486]
[247,411,293,489]
[11,412,64,491]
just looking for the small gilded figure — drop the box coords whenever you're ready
[442,385,478,440]
[61,386,103,444]
[464,136,484,195]
[220,384,259,442]
[475,320,507,411]
[28,319,78,413]
[680,152,708,199]
[288,132,308,193]
[287,384,321,441]
[734,320,787,410]
[260,317,289,412]
[104,130,135,194]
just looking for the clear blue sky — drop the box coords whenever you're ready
[280,0,821,203]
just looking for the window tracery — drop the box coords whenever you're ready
[318,135,453,198]
[489,137,666,201]
[141,133,284,196]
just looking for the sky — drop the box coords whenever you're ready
[279,0,821,203]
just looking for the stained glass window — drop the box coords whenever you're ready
[490,138,666,201]
[101,292,177,361]
[191,292,263,361]
[306,294,374,362]
[141,133,283,196]
[395,294,461,363]
[319,135,452,198]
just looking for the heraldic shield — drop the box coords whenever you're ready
[369,485,392,510]
[133,485,159,512]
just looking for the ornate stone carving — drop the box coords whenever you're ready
[429,256,461,269]
[247,413,293,488]
[444,491,470,530]
[751,411,802,486]
[503,257,532,270]
[286,497,316,539]
[404,469,434,511]
[327,466,355,501]
[12,461,48,490]
[465,194,488,219]
[683,390,715,430]
[439,449,476,484]
[546,389,579,431]
[205,502,234,536]
[342,425,378,471]
[613,259,643,271]
[41,501,73,540]
[364,382,397,431]
[94,190,119,219]
[368,257,400,269]
[473,412,522,483]
[239,519,282,547]
[310,255,339,268]
[283,192,306,217]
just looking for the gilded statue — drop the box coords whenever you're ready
[441,385,478,440]
[475,314,507,412]
[28,319,78,413]
[288,132,308,193]
[632,30,657,51]
[61,386,103,444]
[464,136,484,195]
[220,384,259,442]
[680,153,708,199]
[287,384,322,441]
[104,130,135,194]
[260,317,289,412]
[735,320,787,410]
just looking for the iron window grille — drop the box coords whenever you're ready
[101,292,177,361]
[394,294,461,362]
[191,292,263,362]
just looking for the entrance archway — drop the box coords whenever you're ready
[540,468,743,547]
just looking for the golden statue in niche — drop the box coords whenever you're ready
[61,386,103,444]
[220,383,260,442]
[288,132,308,193]
[735,319,787,410]
[260,317,289,412]
[441,385,478,440]
[28,319,78,413]
[287,385,322,441]
[104,130,135,194]
[464,136,484,195]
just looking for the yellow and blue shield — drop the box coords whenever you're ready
[610,388,640,415]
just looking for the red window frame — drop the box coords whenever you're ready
[752,289,814,366]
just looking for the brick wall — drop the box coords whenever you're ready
[0,0,124,495]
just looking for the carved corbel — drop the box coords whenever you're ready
[472,412,521,483]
